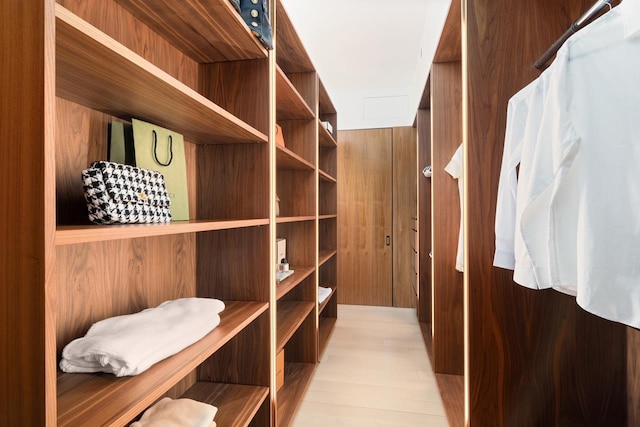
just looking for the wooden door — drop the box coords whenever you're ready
[338,129,393,306]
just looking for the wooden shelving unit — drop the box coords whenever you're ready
[1,0,337,425]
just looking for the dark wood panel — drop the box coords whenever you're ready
[275,221,316,268]
[435,374,464,427]
[0,1,53,424]
[430,62,464,375]
[276,67,315,121]
[197,143,270,220]
[464,0,628,424]
[182,382,269,427]
[277,169,316,218]
[199,59,271,136]
[433,0,461,63]
[417,108,431,324]
[198,310,271,387]
[276,363,315,427]
[197,227,270,302]
[393,127,417,309]
[287,71,317,116]
[58,0,199,90]
[277,119,316,165]
[628,328,640,424]
[338,129,393,306]
[275,0,314,73]
[112,0,267,63]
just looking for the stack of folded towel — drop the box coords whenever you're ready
[131,397,217,427]
[60,298,225,377]
[318,286,332,304]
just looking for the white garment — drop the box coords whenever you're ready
[130,397,218,427]
[60,298,225,377]
[445,144,464,272]
[522,0,640,327]
[318,286,332,304]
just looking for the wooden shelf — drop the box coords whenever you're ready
[318,250,337,267]
[318,80,337,115]
[276,301,314,351]
[275,0,314,74]
[56,219,269,246]
[319,214,337,221]
[276,66,315,120]
[318,286,336,315]
[276,362,316,427]
[56,5,267,145]
[319,169,337,183]
[318,317,337,357]
[276,266,315,300]
[182,382,269,427]
[57,301,268,427]
[318,125,337,147]
[276,216,316,224]
[113,0,267,62]
[276,145,315,171]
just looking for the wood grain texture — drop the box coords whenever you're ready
[628,328,640,424]
[277,119,316,165]
[275,0,315,73]
[200,58,271,137]
[277,170,316,217]
[56,6,267,145]
[319,181,337,216]
[435,374,464,427]
[464,0,628,424]
[277,363,316,427]
[182,382,270,427]
[276,220,316,269]
[277,301,315,351]
[287,71,318,117]
[417,109,432,324]
[392,127,417,309]
[319,218,337,253]
[319,145,337,177]
[318,125,337,147]
[430,62,464,375]
[197,143,270,220]
[276,267,315,300]
[433,0,461,63]
[58,0,199,90]
[0,1,55,425]
[276,67,315,120]
[197,227,270,302]
[112,0,267,62]
[197,310,271,386]
[419,75,431,110]
[338,129,393,306]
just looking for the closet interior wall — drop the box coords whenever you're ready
[419,0,632,424]
[420,0,639,424]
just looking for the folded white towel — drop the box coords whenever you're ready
[60,298,225,377]
[318,286,332,304]
[130,397,217,427]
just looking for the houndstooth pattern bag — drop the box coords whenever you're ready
[81,161,172,224]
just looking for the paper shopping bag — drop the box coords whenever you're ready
[131,119,189,221]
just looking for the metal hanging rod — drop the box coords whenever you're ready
[534,0,613,70]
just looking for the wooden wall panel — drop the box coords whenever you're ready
[463,0,628,424]
[417,108,431,324]
[431,62,464,376]
[628,328,640,424]
[338,129,393,306]
[393,127,417,308]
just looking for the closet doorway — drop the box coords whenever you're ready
[338,127,417,308]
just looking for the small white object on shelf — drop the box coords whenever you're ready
[321,121,333,134]
[276,270,295,282]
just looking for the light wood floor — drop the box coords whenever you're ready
[291,304,449,427]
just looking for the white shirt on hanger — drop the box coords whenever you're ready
[445,144,464,273]
[522,0,640,327]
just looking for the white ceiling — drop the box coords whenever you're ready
[280,0,452,130]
